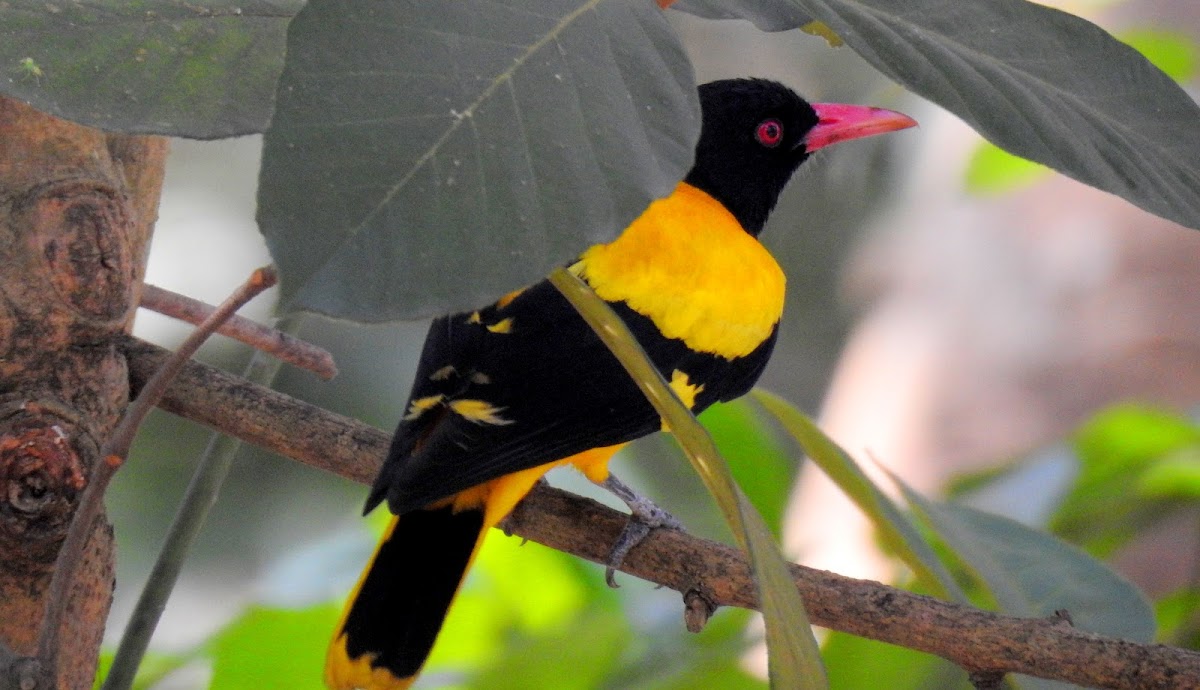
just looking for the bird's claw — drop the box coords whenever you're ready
[601,475,683,587]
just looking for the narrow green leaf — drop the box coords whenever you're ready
[750,389,967,603]
[549,269,827,690]
[898,481,1156,643]
[259,0,698,321]
[699,400,800,538]
[0,0,298,137]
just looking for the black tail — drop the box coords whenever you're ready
[326,505,486,690]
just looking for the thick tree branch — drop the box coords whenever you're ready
[0,96,168,690]
[38,267,276,683]
[118,334,1200,690]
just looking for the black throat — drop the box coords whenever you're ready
[683,163,795,237]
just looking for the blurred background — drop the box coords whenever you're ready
[106,1,1200,687]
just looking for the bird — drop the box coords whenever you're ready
[325,77,916,690]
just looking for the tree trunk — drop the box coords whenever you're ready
[0,96,167,689]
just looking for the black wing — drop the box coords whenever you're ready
[367,280,777,515]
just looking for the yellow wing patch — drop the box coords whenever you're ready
[449,399,513,425]
[405,395,511,425]
[486,317,514,334]
[668,369,704,409]
[429,365,456,381]
[403,394,444,420]
[662,370,704,431]
[575,182,785,359]
[496,288,525,309]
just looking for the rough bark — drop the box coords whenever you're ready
[0,96,167,689]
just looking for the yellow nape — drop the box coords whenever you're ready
[576,182,785,359]
[325,634,414,690]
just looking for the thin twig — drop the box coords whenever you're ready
[102,313,299,690]
[36,266,276,683]
[139,283,336,380]
[117,335,1200,689]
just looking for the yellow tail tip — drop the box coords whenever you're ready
[325,633,415,690]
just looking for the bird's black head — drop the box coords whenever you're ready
[684,79,816,236]
[684,78,916,236]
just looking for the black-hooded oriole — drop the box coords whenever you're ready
[326,78,915,690]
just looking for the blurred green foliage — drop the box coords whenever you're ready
[1054,405,1200,556]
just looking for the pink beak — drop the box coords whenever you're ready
[803,103,918,152]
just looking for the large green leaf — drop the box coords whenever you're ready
[258,0,698,320]
[0,0,297,137]
[1120,29,1198,83]
[704,0,1200,231]
[673,0,813,32]
[964,28,1199,196]
[900,485,1156,644]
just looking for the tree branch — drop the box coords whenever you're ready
[118,334,1200,689]
[138,284,337,380]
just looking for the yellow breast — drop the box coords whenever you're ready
[574,182,785,359]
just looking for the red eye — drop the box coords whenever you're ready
[755,119,783,147]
